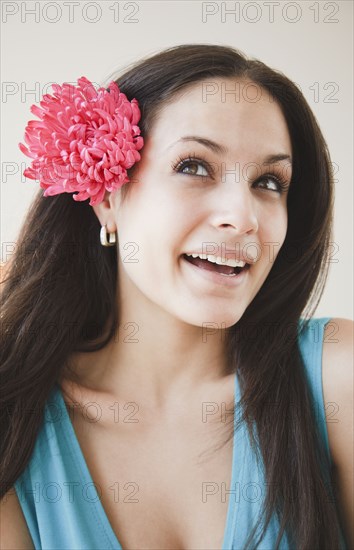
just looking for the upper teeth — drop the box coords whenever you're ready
[185,253,246,268]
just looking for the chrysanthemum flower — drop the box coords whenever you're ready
[19,77,144,206]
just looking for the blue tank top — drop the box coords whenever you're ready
[14,317,348,549]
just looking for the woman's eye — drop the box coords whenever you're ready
[255,174,288,194]
[174,158,210,178]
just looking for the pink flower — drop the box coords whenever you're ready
[19,77,144,206]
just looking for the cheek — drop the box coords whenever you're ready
[277,207,288,244]
[259,206,288,264]
[261,203,287,237]
[116,208,180,289]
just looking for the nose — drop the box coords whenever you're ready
[209,177,259,235]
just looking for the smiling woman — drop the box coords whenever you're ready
[1,44,353,550]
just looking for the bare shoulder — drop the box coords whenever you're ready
[322,317,353,467]
[322,317,354,548]
[0,488,34,549]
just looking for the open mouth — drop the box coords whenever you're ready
[181,253,251,276]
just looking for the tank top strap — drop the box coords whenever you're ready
[297,316,333,464]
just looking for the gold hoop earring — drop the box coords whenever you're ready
[100,224,117,247]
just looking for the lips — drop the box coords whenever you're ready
[181,253,250,288]
[183,248,256,266]
[182,253,250,276]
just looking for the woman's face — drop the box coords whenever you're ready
[95,78,292,328]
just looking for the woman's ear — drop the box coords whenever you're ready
[91,190,118,233]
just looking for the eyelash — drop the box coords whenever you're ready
[171,153,290,194]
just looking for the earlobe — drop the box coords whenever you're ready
[91,193,117,234]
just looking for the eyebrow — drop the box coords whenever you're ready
[165,135,292,165]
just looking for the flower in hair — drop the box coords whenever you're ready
[19,77,144,206]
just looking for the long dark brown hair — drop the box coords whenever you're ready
[1,44,342,548]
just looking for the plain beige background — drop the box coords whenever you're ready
[1,0,353,319]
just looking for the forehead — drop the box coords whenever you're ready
[148,78,292,160]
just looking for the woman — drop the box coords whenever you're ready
[1,43,353,549]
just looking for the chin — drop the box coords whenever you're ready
[180,307,245,331]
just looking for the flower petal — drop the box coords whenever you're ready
[18,76,144,204]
